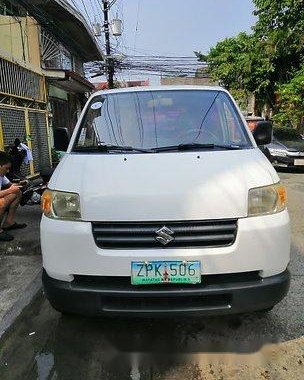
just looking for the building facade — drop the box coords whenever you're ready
[0,0,102,176]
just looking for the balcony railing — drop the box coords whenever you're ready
[0,57,45,102]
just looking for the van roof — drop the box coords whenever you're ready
[93,85,227,97]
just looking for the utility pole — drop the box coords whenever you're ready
[102,0,114,89]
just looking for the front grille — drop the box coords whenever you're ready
[100,294,232,313]
[72,272,260,291]
[92,219,238,249]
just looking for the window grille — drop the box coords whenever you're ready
[0,106,30,176]
[0,58,44,101]
[41,29,73,71]
[0,106,51,176]
[29,111,50,172]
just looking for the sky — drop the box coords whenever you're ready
[69,0,256,84]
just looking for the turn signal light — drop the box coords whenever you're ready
[41,189,53,217]
[248,183,287,217]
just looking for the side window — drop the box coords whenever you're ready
[78,109,101,147]
[221,95,247,144]
[199,97,225,143]
[112,94,142,147]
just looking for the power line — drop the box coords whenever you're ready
[124,55,200,59]
[86,62,205,79]
[79,0,204,82]
[80,0,94,28]
[107,0,119,11]
[69,0,80,12]
[133,0,141,55]
[91,0,104,23]
[120,44,189,57]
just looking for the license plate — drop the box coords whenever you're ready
[131,261,201,285]
[294,159,304,166]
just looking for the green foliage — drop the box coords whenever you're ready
[273,67,304,130]
[253,0,304,35]
[51,148,60,165]
[229,89,251,112]
[197,32,273,110]
[253,0,304,84]
[198,0,304,116]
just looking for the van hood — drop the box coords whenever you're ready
[50,149,278,221]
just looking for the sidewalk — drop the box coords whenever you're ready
[0,205,42,338]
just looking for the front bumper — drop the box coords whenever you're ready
[41,211,290,281]
[271,154,304,167]
[43,269,290,317]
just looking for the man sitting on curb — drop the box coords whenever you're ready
[0,151,27,241]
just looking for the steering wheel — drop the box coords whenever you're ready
[179,127,221,144]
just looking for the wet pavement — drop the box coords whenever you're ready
[0,170,304,380]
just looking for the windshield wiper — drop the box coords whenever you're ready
[153,143,243,152]
[74,144,152,153]
[74,143,244,153]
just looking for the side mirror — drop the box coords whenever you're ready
[252,121,272,146]
[53,127,70,152]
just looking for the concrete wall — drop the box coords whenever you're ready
[26,17,41,68]
[161,77,218,86]
[0,15,41,69]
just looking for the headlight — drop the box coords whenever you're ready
[268,148,287,157]
[248,183,287,217]
[41,190,81,220]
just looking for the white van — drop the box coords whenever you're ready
[41,86,290,316]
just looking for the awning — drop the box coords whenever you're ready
[44,69,95,93]
[18,0,103,62]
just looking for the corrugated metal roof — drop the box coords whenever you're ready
[19,0,103,62]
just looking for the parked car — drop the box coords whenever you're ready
[41,86,290,317]
[267,127,304,168]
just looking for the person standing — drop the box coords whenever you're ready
[8,138,33,180]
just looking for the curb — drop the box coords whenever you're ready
[0,269,42,339]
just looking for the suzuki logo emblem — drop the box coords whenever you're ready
[155,226,174,245]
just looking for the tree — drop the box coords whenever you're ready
[196,32,273,114]
[197,0,304,116]
[253,0,304,84]
[273,67,304,130]
[254,0,304,35]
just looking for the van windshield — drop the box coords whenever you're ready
[73,90,252,152]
